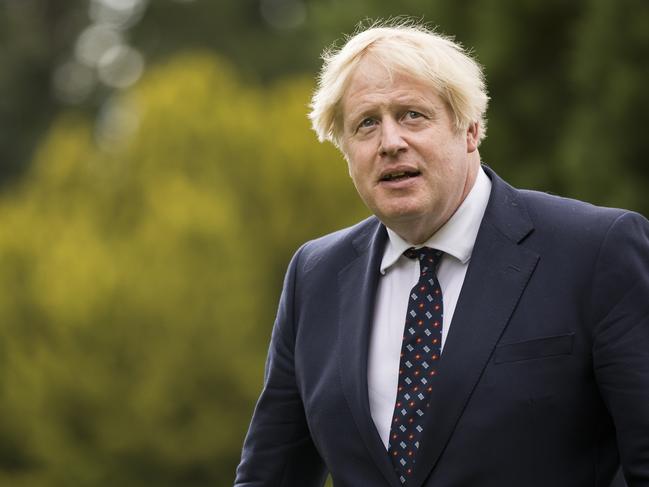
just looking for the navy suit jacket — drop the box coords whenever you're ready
[235,167,649,486]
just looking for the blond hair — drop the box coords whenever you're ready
[309,20,489,149]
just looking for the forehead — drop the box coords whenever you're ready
[340,57,442,118]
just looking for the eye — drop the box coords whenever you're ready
[358,117,377,129]
[405,110,423,120]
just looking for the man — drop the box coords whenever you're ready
[235,21,649,487]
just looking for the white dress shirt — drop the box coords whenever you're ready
[367,167,492,449]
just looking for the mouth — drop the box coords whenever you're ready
[379,170,421,183]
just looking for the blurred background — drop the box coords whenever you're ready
[0,0,647,485]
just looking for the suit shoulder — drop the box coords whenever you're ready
[295,216,381,272]
[516,188,638,230]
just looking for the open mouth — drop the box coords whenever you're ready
[380,171,421,182]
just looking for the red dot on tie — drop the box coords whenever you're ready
[434,304,440,311]
[393,451,398,456]
[418,303,424,309]
[432,338,439,344]
[409,418,414,423]
[409,401,415,407]
[432,355,438,360]
[397,402,402,407]
[427,386,433,392]
[415,354,421,360]
[414,370,420,376]
[409,434,414,439]
[418,320,423,326]
[419,286,425,292]
[416,338,422,343]
[430,370,436,376]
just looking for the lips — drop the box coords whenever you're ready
[379,170,421,182]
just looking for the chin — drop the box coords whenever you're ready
[378,207,428,225]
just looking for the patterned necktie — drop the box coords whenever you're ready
[388,247,444,485]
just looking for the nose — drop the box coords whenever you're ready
[379,118,407,157]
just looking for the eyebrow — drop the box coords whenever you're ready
[345,94,439,128]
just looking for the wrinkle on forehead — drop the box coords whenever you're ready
[352,54,402,88]
[343,56,441,107]
[341,58,445,132]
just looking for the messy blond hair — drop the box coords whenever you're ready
[309,19,489,149]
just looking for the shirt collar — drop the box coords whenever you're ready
[380,167,492,274]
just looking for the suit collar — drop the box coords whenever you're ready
[480,164,535,244]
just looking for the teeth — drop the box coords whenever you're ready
[383,171,417,181]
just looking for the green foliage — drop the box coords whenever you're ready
[0,53,366,486]
[0,0,85,183]
[556,0,649,212]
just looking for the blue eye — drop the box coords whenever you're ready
[359,118,376,128]
[406,111,422,119]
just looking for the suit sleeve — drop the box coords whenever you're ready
[234,246,327,487]
[591,211,649,486]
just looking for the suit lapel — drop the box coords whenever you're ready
[411,169,540,487]
[337,220,402,487]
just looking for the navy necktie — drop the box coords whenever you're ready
[388,247,444,485]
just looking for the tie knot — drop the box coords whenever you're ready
[404,247,443,275]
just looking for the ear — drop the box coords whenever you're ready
[466,122,479,153]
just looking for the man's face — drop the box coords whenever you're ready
[340,58,480,244]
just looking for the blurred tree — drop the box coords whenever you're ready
[0,53,366,485]
[557,0,649,214]
[2,0,648,215]
[0,0,87,184]
[470,0,587,191]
